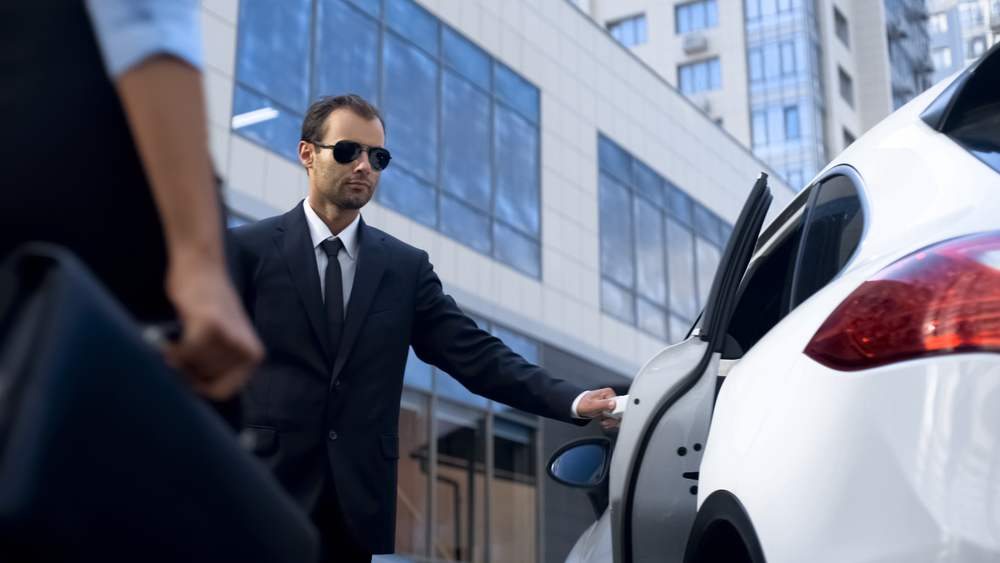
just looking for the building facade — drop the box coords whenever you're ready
[199,0,795,561]
[928,0,1000,84]
[577,0,933,191]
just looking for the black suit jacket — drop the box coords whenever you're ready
[227,203,587,554]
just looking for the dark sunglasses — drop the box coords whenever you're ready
[311,140,392,172]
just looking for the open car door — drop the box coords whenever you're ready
[608,174,773,563]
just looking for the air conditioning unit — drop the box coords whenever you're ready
[683,33,708,54]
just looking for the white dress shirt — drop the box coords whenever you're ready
[303,199,359,313]
[303,201,592,417]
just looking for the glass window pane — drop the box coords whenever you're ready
[637,299,667,339]
[495,64,540,123]
[666,219,698,319]
[442,71,491,211]
[707,0,718,26]
[635,198,666,304]
[383,33,439,182]
[443,28,491,90]
[621,19,636,45]
[441,195,491,254]
[315,0,378,105]
[709,59,721,89]
[695,237,721,311]
[793,175,864,306]
[752,110,767,145]
[236,0,312,113]
[491,326,538,365]
[345,0,379,16]
[598,136,631,182]
[602,279,635,324]
[634,160,664,207]
[669,314,691,344]
[694,62,708,91]
[404,347,433,390]
[691,2,706,28]
[491,419,537,563]
[694,203,719,245]
[435,401,487,560]
[668,184,692,225]
[599,173,634,286]
[386,0,439,55]
[379,167,437,228]
[636,16,647,43]
[396,389,430,558]
[781,41,795,75]
[493,222,541,278]
[767,106,784,143]
[785,106,799,139]
[494,106,540,236]
[749,49,763,81]
[764,43,780,79]
[680,65,694,94]
[678,5,691,33]
[232,86,304,162]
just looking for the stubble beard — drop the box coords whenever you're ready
[317,166,377,211]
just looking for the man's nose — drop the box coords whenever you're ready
[353,150,372,173]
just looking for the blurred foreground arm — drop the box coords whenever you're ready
[116,56,263,399]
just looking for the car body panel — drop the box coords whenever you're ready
[565,509,613,563]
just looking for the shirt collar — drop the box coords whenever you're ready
[302,199,360,260]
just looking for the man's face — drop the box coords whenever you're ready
[303,108,386,211]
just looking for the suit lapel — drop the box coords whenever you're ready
[331,217,391,384]
[273,204,332,363]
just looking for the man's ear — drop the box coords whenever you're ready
[298,141,314,169]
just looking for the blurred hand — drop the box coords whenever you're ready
[577,387,622,429]
[163,257,263,399]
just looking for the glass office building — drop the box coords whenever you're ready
[745,0,827,190]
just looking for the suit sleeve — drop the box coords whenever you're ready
[410,251,588,425]
[225,229,247,306]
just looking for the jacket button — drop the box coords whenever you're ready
[333,379,340,386]
[328,430,338,441]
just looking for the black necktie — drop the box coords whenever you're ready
[321,238,344,359]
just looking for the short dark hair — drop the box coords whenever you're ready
[300,94,385,143]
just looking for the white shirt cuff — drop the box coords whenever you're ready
[571,390,591,419]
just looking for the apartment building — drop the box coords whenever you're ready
[575,0,933,190]
[928,0,1000,84]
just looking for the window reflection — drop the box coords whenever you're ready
[599,135,726,339]
[435,401,487,562]
[491,417,537,563]
[397,390,430,558]
[233,0,542,278]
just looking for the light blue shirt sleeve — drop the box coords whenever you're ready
[84,0,204,80]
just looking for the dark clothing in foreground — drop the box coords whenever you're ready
[227,204,588,555]
[0,0,172,322]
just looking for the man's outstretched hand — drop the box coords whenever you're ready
[577,388,621,429]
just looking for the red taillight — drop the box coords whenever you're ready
[805,232,1000,371]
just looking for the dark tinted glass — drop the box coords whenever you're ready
[634,160,664,206]
[236,0,312,113]
[315,0,378,105]
[382,33,438,182]
[793,175,864,306]
[635,198,666,305]
[668,185,693,224]
[549,443,608,487]
[345,0,379,16]
[442,71,491,211]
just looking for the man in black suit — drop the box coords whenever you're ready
[227,94,619,562]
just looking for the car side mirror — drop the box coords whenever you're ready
[546,437,612,488]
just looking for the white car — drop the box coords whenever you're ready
[548,43,1000,563]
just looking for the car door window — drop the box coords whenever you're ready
[791,174,865,307]
[724,186,810,357]
[724,170,866,358]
